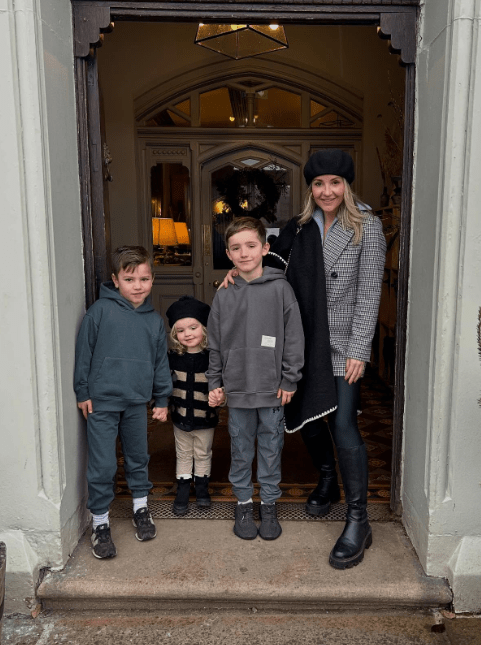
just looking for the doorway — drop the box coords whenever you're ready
[74,3,416,512]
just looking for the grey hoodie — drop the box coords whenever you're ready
[206,267,304,409]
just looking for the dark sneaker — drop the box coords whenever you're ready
[234,502,258,540]
[132,507,157,542]
[259,503,282,540]
[91,524,117,559]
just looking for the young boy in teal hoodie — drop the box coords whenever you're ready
[74,246,172,559]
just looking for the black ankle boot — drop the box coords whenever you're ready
[301,421,340,517]
[306,468,341,517]
[173,478,191,516]
[194,475,211,508]
[329,444,372,570]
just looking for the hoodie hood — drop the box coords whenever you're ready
[232,266,287,288]
[99,280,154,313]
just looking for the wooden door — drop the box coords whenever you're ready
[200,148,301,305]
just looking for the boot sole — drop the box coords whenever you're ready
[173,504,189,516]
[305,501,330,517]
[328,531,373,570]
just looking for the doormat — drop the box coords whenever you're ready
[110,499,393,522]
[114,480,391,504]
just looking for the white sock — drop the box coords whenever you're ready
[261,501,275,505]
[133,496,148,513]
[92,511,109,529]
[177,474,192,480]
[238,498,253,505]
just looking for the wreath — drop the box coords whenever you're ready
[215,167,286,224]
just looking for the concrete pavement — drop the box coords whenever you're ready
[37,519,451,612]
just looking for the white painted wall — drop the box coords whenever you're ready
[0,0,87,614]
[403,0,481,613]
[97,23,405,250]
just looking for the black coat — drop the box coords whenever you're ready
[265,218,337,432]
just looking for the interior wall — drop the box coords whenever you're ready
[97,23,405,252]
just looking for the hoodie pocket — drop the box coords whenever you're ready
[223,347,277,394]
[91,357,153,400]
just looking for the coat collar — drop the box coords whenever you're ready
[322,220,354,272]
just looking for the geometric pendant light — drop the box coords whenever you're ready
[194,24,288,60]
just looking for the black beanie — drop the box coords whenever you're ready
[303,149,355,185]
[166,296,211,328]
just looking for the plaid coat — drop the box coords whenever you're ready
[323,214,386,375]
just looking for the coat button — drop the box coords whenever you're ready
[331,271,338,279]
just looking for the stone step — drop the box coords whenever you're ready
[37,519,452,612]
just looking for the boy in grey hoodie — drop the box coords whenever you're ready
[74,246,172,559]
[207,217,304,541]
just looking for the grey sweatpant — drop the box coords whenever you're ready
[228,406,285,504]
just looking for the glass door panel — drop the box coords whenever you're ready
[151,163,192,267]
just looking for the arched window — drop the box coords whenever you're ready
[141,76,361,130]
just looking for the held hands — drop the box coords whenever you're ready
[209,387,226,407]
[78,399,93,419]
[277,388,295,406]
[345,358,365,384]
[152,407,168,422]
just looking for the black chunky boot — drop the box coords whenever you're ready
[329,444,372,570]
[173,478,191,516]
[302,421,340,517]
[306,467,341,516]
[194,475,211,508]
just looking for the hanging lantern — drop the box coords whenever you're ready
[194,24,288,60]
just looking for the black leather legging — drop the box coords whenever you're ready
[301,376,363,468]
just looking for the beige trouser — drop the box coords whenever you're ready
[173,425,215,478]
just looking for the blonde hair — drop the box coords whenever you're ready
[298,178,367,245]
[170,322,208,355]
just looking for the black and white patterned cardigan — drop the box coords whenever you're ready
[168,349,219,432]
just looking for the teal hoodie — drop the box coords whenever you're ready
[74,281,172,411]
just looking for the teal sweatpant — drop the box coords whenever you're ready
[86,404,152,515]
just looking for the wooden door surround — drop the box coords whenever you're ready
[71,0,419,513]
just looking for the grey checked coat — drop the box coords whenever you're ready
[322,213,386,375]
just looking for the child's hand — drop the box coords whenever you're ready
[78,399,93,419]
[277,388,295,406]
[152,406,168,422]
[209,388,225,407]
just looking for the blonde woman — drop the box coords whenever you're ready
[222,149,386,569]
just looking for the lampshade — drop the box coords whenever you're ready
[174,222,190,245]
[152,218,178,246]
[194,24,288,60]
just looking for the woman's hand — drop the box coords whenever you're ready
[344,358,365,384]
[219,268,238,289]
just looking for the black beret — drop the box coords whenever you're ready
[303,149,355,185]
[166,296,210,328]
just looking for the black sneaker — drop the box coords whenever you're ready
[259,503,282,540]
[234,502,258,540]
[91,524,117,559]
[132,507,157,541]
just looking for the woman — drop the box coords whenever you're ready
[222,149,386,569]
